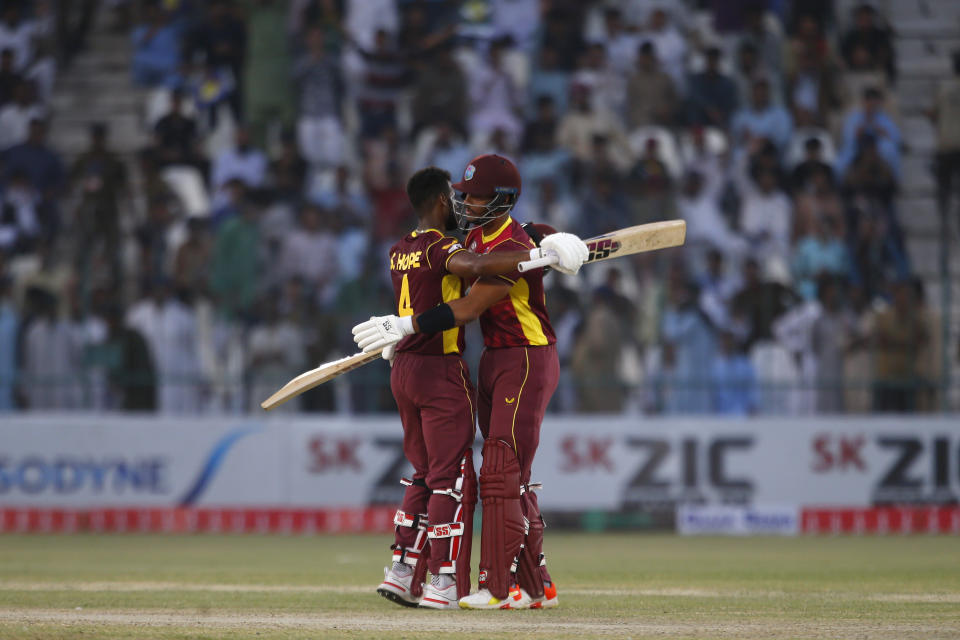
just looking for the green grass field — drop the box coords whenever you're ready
[1,533,958,639]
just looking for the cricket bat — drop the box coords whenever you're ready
[517,219,686,273]
[260,347,384,411]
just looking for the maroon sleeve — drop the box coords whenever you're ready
[427,236,466,273]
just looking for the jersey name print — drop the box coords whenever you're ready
[466,218,556,349]
[389,229,467,355]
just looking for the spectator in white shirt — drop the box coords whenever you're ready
[0,5,35,72]
[740,167,792,262]
[126,280,203,414]
[0,169,40,253]
[211,127,267,206]
[469,37,523,140]
[572,42,625,119]
[278,205,340,307]
[602,7,642,75]
[0,80,45,150]
[640,8,686,88]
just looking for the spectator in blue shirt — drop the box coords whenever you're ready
[731,77,793,156]
[527,46,568,118]
[131,6,181,87]
[792,214,852,300]
[836,86,901,179]
[711,329,758,415]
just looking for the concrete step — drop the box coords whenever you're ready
[89,32,132,53]
[890,0,960,23]
[896,37,960,65]
[902,116,938,154]
[70,55,132,75]
[920,277,960,309]
[56,74,141,93]
[895,18,960,39]
[898,196,941,234]
[897,77,940,113]
[902,154,936,192]
[906,234,960,276]
[50,124,147,155]
[898,56,953,77]
[54,110,141,129]
[51,90,145,113]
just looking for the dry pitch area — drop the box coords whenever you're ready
[1,533,958,639]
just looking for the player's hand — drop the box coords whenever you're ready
[352,314,415,353]
[540,232,589,275]
[382,343,396,367]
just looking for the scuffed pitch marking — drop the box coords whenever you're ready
[0,581,371,594]
[870,593,960,603]
[0,582,730,598]
[4,581,959,604]
[0,608,956,639]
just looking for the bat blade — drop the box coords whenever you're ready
[584,219,686,265]
[260,347,385,411]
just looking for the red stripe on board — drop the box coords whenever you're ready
[0,507,397,534]
[801,507,960,534]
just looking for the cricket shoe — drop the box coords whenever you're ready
[419,576,458,610]
[458,584,529,610]
[377,563,420,608]
[529,580,558,609]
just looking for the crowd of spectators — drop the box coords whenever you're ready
[0,0,952,415]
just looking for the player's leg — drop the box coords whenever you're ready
[460,347,528,609]
[417,356,477,609]
[476,348,493,440]
[378,354,429,607]
[512,345,560,608]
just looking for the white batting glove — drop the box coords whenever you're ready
[540,232,589,275]
[382,343,396,367]
[352,314,415,353]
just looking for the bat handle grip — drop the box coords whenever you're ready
[517,255,559,273]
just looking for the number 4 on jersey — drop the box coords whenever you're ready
[398,274,414,317]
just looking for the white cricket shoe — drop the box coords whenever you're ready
[377,563,420,608]
[419,576,458,610]
[458,584,527,610]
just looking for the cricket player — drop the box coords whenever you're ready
[368,166,586,610]
[354,155,588,610]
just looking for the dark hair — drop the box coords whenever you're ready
[804,137,822,151]
[406,166,451,213]
[639,41,655,56]
[536,94,555,108]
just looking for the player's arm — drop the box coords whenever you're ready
[352,235,588,352]
[446,230,589,279]
[351,279,510,352]
[446,249,531,279]
[421,278,510,328]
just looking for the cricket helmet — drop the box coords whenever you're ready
[451,154,522,230]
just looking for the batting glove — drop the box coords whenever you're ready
[540,232,589,275]
[352,314,415,353]
[382,343,396,367]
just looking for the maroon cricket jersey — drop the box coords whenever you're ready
[389,228,468,355]
[465,217,556,349]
